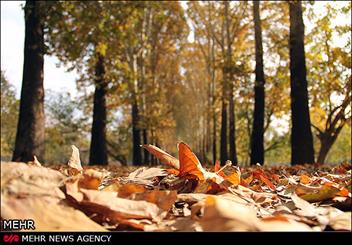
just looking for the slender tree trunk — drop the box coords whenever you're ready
[220,98,228,165]
[212,110,217,164]
[250,0,265,165]
[317,137,334,164]
[229,91,238,165]
[132,101,142,165]
[150,129,156,165]
[206,70,211,155]
[89,53,108,165]
[143,129,149,164]
[289,1,315,165]
[13,1,45,163]
[224,1,238,165]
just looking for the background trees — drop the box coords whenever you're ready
[1,1,350,166]
[305,2,351,164]
[1,72,19,160]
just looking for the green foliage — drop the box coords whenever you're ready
[44,91,90,164]
[0,71,19,160]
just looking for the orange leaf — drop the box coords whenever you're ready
[261,215,289,222]
[336,187,349,197]
[166,168,180,175]
[117,184,147,198]
[300,174,311,184]
[224,171,240,186]
[178,142,205,181]
[253,169,276,191]
[272,174,280,183]
[259,174,276,191]
[241,174,253,186]
[214,160,221,172]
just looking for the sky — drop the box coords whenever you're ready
[1,1,78,98]
[1,1,350,106]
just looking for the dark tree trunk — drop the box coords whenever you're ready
[220,99,228,165]
[132,102,142,165]
[250,0,265,165]
[229,93,238,165]
[212,108,217,164]
[317,137,334,164]
[289,1,315,165]
[89,53,108,165]
[142,129,149,164]
[224,1,238,165]
[13,1,45,163]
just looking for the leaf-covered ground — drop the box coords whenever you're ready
[1,144,351,231]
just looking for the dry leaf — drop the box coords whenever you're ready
[141,144,180,169]
[300,174,311,184]
[328,212,352,231]
[117,183,147,198]
[124,167,168,186]
[1,194,106,231]
[178,142,205,180]
[129,190,178,211]
[258,215,312,231]
[1,162,66,199]
[29,155,42,167]
[191,196,259,231]
[67,145,83,172]
[79,188,165,222]
[295,183,340,202]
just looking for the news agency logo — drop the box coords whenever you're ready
[3,234,20,243]
[0,219,35,231]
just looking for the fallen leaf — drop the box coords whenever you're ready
[191,196,259,231]
[79,188,165,222]
[258,215,313,231]
[1,194,106,231]
[166,168,180,175]
[300,174,311,184]
[141,144,180,169]
[1,162,66,199]
[117,183,147,198]
[328,212,352,231]
[129,190,177,211]
[30,155,42,167]
[291,193,318,217]
[178,142,205,180]
[214,160,221,172]
[67,145,83,172]
[78,169,106,190]
[241,174,253,186]
[295,183,340,202]
[124,167,168,186]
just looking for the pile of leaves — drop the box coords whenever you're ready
[1,143,351,231]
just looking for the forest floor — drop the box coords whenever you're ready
[1,145,351,232]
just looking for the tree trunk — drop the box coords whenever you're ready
[89,53,108,165]
[220,98,228,165]
[229,92,238,165]
[317,137,334,164]
[224,1,238,165]
[212,110,217,164]
[13,1,45,163]
[250,0,265,165]
[289,1,315,165]
[143,129,149,164]
[132,102,142,165]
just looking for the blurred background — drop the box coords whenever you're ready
[1,1,351,166]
